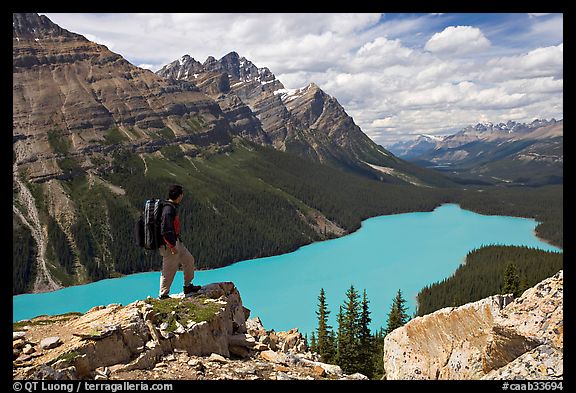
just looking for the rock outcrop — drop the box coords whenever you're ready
[383,270,563,380]
[13,282,364,380]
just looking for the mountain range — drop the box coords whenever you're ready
[12,13,455,295]
[388,119,563,185]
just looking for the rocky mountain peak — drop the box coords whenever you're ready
[157,54,204,80]
[203,55,218,68]
[13,13,80,40]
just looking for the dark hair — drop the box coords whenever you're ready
[168,184,183,200]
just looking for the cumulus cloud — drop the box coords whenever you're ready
[424,26,491,54]
[41,13,563,146]
[483,44,563,81]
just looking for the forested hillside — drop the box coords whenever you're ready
[416,245,563,316]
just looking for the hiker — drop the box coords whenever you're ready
[158,184,201,299]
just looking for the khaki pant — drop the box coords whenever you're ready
[159,240,195,297]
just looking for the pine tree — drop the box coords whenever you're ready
[372,327,385,380]
[358,289,375,378]
[502,262,521,297]
[335,305,344,365]
[315,288,336,363]
[338,285,362,374]
[310,332,317,353]
[386,289,409,335]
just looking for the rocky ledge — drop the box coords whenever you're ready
[383,270,563,380]
[13,282,366,380]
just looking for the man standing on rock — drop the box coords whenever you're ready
[158,184,201,299]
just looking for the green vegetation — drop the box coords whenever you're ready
[312,286,409,379]
[314,288,336,364]
[59,176,112,281]
[45,215,74,275]
[146,127,177,140]
[144,296,221,332]
[336,285,363,375]
[502,262,522,298]
[15,138,563,293]
[416,245,563,316]
[47,128,70,155]
[385,289,409,335]
[103,126,129,145]
[126,127,141,139]
[13,217,36,295]
[454,185,562,248]
[157,127,176,139]
[55,351,81,363]
[182,115,206,133]
[90,155,108,167]
[57,156,83,176]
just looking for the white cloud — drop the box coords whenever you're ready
[40,13,563,146]
[483,44,563,81]
[425,26,491,54]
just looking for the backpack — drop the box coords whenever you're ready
[135,199,165,250]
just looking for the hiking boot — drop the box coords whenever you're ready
[158,294,170,300]
[183,284,201,295]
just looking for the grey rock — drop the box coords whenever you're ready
[207,353,228,363]
[40,336,62,350]
[275,371,293,380]
[23,344,35,355]
[13,331,27,340]
[346,372,369,380]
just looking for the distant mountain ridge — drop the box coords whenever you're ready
[387,134,446,160]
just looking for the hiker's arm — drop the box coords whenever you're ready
[161,205,178,252]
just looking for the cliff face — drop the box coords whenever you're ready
[13,13,232,184]
[13,282,366,381]
[383,270,563,380]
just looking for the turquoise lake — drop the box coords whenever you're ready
[13,204,562,336]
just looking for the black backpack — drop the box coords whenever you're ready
[135,199,165,250]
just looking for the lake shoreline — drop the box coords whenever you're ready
[14,202,561,298]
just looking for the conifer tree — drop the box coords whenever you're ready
[335,305,344,365]
[502,262,521,297]
[338,285,361,374]
[315,288,336,363]
[372,327,385,380]
[386,289,409,335]
[309,332,317,353]
[358,289,375,378]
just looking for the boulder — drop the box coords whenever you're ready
[260,350,289,365]
[13,332,27,340]
[40,337,62,350]
[383,270,563,380]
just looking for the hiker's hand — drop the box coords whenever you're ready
[170,248,178,255]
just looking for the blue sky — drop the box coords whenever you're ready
[42,13,563,145]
